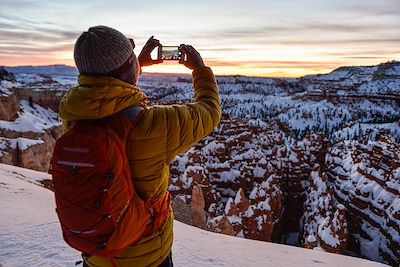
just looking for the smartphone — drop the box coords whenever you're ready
[158,46,181,60]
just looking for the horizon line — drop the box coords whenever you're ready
[2,59,399,79]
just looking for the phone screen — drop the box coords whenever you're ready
[160,46,181,60]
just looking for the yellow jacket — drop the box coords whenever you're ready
[59,66,221,266]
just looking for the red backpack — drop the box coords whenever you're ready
[49,113,168,265]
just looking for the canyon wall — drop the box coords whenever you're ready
[326,134,400,265]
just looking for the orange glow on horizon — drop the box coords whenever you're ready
[2,56,398,78]
[141,60,353,77]
[2,57,75,68]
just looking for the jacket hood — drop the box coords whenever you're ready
[59,75,147,131]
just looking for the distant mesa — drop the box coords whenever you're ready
[4,64,78,76]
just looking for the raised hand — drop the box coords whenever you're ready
[138,36,162,67]
[179,44,205,70]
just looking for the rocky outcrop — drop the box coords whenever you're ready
[300,164,347,253]
[0,67,16,82]
[0,126,61,172]
[170,116,286,241]
[171,185,207,229]
[280,134,328,240]
[14,86,67,112]
[0,89,19,121]
[372,61,400,81]
[18,127,60,171]
[326,134,400,265]
[0,68,20,121]
[0,100,62,172]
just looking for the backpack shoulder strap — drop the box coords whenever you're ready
[122,106,143,126]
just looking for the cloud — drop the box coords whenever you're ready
[0,13,79,62]
[0,12,43,26]
[205,59,339,70]
[0,14,80,41]
[341,56,390,60]
[186,20,399,51]
[270,38,400,46]
[0,43,74,54]
[345,0,400,17]
[200,47,247,53]
[321,49,399,57]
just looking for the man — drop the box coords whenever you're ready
[59,26,221,266]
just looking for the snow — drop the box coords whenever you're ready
[233,148,265,161]
[253,166,266,178]
[0,165,77,266]
[333,122,400,142]
[0,100,60,133]
[0,137,44,153]
[227,215,242,224]
[337,204,345,210]
[14,73,51,85]
[225,197,234,214]
[257,199,271,211]
[249,185,266,200]
[234,188,243,204]
[0,80,19,96]
[202,140,225,156]
[0,163,389,267]
[318,220,340,247]
[307,235,317,243]
[217,168,241,183]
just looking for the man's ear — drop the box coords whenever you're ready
[119,57,139,85]
[132,56,140,85]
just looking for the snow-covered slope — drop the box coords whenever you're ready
[0,164,388,267]
[0,100,60,134]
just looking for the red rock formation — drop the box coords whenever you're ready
[0,89,19,121]
[171,185,207,229]
[170,116,286,242]
[0,100,62,172]
[280,134,328,239]
[14,86,67,112]
[326,135,400,265]
[301,164,347,253]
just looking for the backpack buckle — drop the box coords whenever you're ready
[97,241,107,250]
[106,172,115,180]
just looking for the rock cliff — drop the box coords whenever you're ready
[300,164,348,253]
[326,134,400,265]
[170,115,286,241]
[0,70,62,172]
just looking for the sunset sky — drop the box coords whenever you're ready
[0,0,399,77]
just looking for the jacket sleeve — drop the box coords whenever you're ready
[167,66,221,161]
[158,66,221,163]
[126,66,221,199]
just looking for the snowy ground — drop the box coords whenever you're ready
[0,164,388,267]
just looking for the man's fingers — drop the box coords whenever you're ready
[147,36,154,44]
[179,45,188,65]
[144,36,160,51]
[179,44,189,54]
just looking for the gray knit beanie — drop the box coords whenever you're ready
[74,26,133,75]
